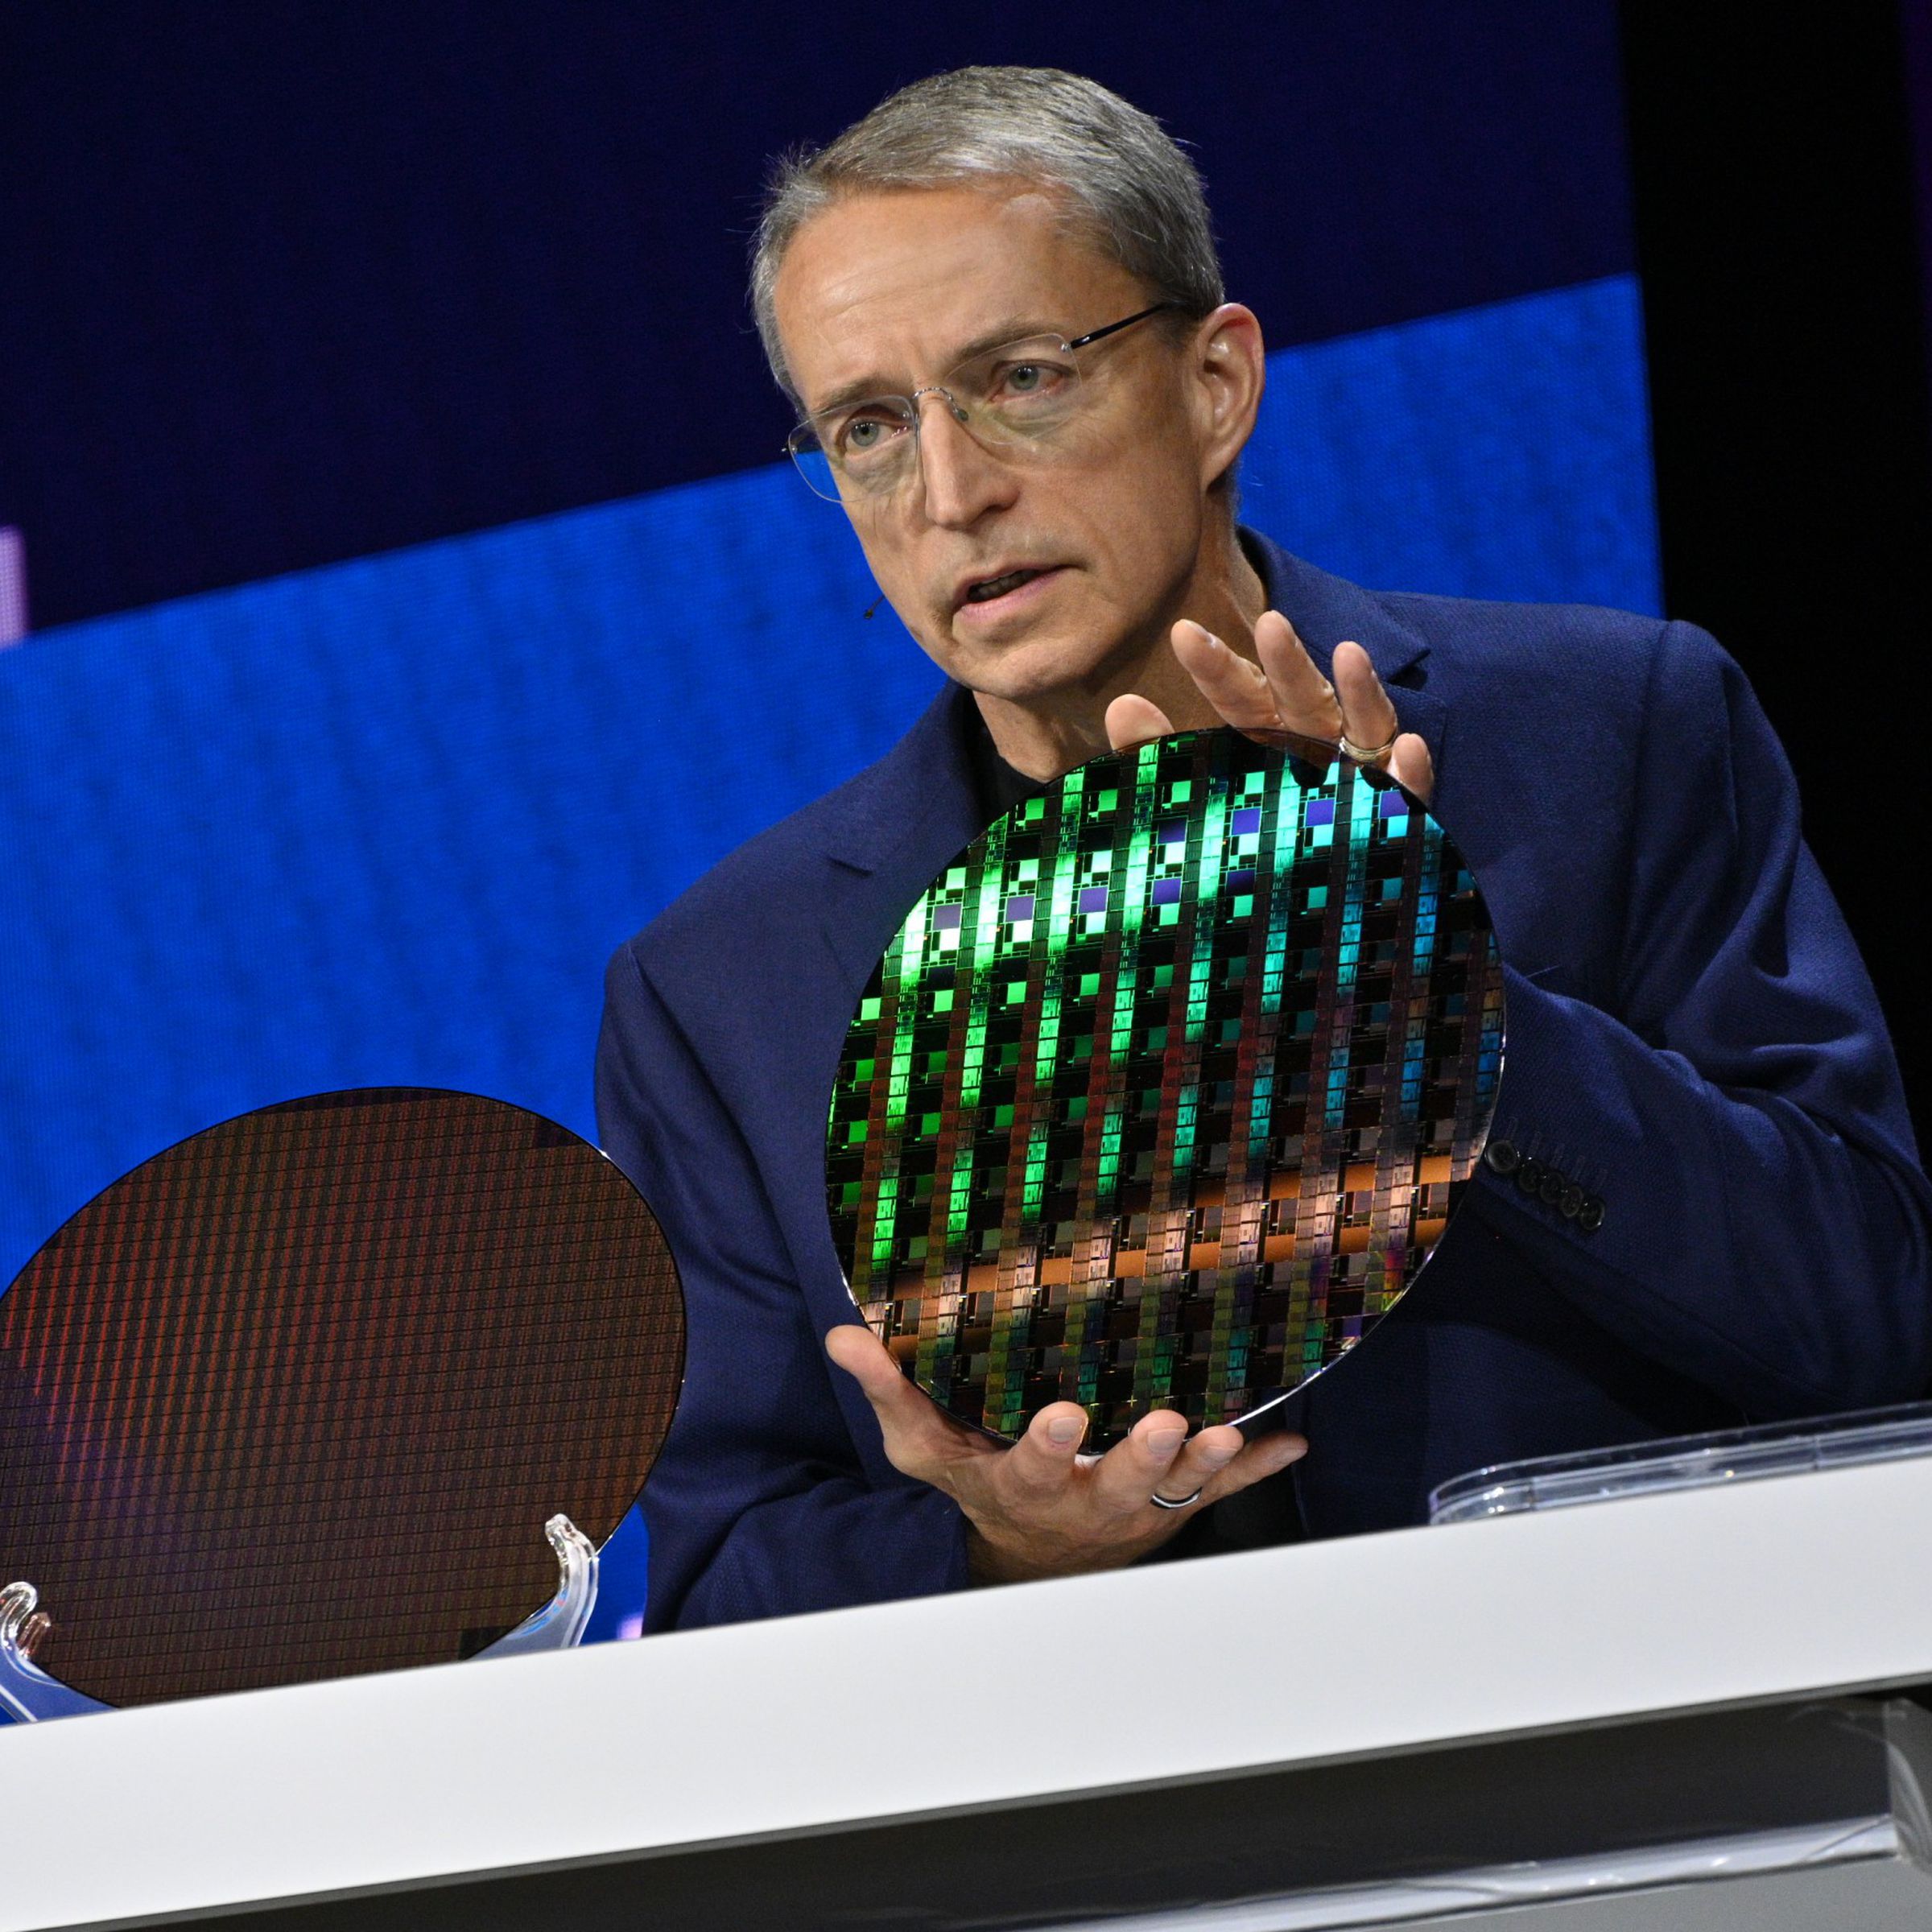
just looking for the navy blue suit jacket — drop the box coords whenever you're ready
[597,533,1932,1632]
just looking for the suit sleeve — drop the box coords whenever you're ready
[596,941,971,1632]
[1472,618,1932,1415]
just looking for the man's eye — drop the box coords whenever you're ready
[840,414,899,456]
[992,360,1070,402]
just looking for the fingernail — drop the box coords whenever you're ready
[1146,1425,1186,1459]
[1047,1416,1084,1447]
[1202,630,1226,654]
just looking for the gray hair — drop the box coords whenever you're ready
[751,66,1224,396]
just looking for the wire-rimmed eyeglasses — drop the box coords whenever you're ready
[783,302,1179,505]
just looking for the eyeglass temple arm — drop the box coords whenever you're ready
[1064,300,1183,352]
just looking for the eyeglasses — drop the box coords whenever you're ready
[783,302,1179,505]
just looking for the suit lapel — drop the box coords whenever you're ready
[815,682,989,988]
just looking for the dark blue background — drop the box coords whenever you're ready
[0,0,1633,626]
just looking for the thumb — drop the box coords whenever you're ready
[824,1321,957,1471]
[823,1321,958,1445]
[1105,692,1174,751]
[1388,732,1435,806]
[824,1320,906,1402]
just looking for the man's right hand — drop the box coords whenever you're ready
[826,1323,1307,1583]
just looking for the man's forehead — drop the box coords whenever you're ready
[774,183,1137,406]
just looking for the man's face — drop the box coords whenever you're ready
[772,184,1227,706]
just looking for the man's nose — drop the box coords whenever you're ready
[913,392,1018,528]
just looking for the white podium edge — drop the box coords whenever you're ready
[2,1453,1930,1932]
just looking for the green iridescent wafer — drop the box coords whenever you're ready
[825,729,1505,1447]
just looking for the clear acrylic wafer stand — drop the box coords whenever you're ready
[0,1582,105,1723]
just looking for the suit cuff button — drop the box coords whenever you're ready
[1578,1195,1606,1232]
[1515,1156,1545,1195]
[1538,1169,1567,1205]
[1484,1138,1521,1176]
[1559,1184,1584,1219]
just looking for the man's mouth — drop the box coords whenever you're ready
[960,566,1058,609]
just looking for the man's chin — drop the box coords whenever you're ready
[940,625,1114,707]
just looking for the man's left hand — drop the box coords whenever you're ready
[826,1323,1307,1583]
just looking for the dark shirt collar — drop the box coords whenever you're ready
[964,702,1047,826]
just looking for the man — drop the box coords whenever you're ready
[597,68,1932,1631]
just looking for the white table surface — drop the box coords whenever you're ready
[2,1453,1930,1932]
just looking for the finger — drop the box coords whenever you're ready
[1170,620,1294,736]
[1143,1419,1246,1505]
[1387,731,1435,806]
[1193,1428,1308,1508]
[1088,1407,1193,1516]
[1331,641,1400,766]
[1253,611,1344,737]
[824,1324,960,1476]
[1104,692,1174,752]
[999,1400,1092,1499]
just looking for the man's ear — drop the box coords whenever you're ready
[1189,303,1265,494]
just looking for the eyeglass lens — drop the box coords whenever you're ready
[788,333,1087,503]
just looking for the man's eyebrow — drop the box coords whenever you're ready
[804,316,1060,417]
